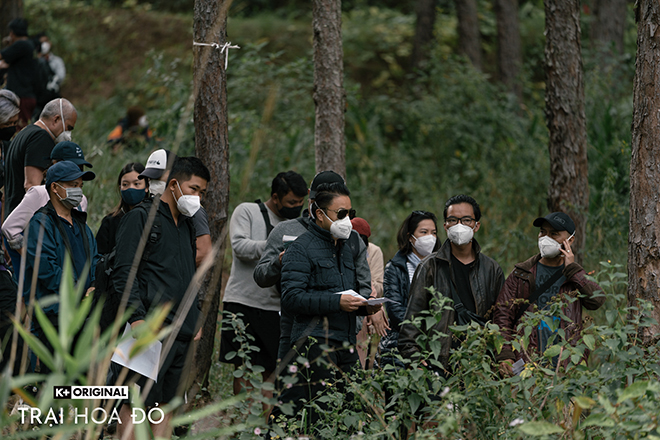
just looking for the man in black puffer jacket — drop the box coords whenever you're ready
[398,195,504,376]
[272,182,377,429]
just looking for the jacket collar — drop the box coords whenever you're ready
[44,200,88,223]
[308,219,335,242]
[434,238,482,263]
[515,254,542,273]
[390,250,409,269]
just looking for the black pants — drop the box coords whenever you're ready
[270,339,359,430]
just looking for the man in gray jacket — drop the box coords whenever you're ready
[220,171,307,395]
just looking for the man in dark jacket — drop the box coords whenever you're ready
[24,160,97,374]
[494,212,605,375]
[113,157,209,439]
[398,195,504,374]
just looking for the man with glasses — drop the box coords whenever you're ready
[398,194,504,376]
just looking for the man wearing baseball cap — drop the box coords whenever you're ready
[23,160,97,374]
[493,212,605,376]
[2,141,92,280]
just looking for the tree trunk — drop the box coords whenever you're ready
[591,0,627,53]
[0,0,23,41]
[454,0,482,70]
[191,0,230,394]
[628,0,660,343]
[411,0,437,70]
[313,0,346,179]
[494,0,522,98]
[544,0,589,261]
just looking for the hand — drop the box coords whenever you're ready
[340,294,366,312]
[560,239,575,266]
[85,287,95,297]
[194,328,202,341]
[365,303,382,316]
[368,309,390,337]
[499,360,514,377]
[130,320,146,330]
[278,250,285,264]
[0,60,8,69]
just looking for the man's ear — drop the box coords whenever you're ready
[473,221,481,233]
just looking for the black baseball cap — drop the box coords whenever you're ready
[46,161,95,188]
[309,170,345,199]
[533,212,576,235]
[50,141,92,168]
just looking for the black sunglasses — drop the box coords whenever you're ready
[324,207,356,220]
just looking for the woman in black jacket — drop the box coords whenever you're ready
[379,210,438,364]
[95,162,147,254]
[277,182,377,427]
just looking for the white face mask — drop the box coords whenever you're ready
[41,41,51,55]
[55,98,72,143]
[149,180,166,196]
[138,115,148,128]
[447,223,474,246]
[322,210,353,240]
[538,233,574,259]
[411,234,436,257]
[173,181,201,217]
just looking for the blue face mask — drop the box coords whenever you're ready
[121,188,146,206]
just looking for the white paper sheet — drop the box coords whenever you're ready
[334,290,395,305]
[111,324,162,382]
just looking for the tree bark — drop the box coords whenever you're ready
[411,0,437,70]
[591,0,627,54]
[454,0,482,70]
[0,0,23,41]
[494,0,522,98]
[544,0,589,261]
[628,0,660,343]
[313,0,346,179]
[191,0,230,394]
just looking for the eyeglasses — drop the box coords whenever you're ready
[445,216,476,227]
[324,208,356,220]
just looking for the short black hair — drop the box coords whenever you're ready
[443,194,481,221]
[271,171,307,199]
[8,18,28,37]
[397,211,438,255]
[311,182,350,220]
[169,156,211,185]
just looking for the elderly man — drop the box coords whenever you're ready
[4,98,77,219]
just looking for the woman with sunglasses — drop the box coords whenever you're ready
[378,210,438,366]
[277,182,380,429]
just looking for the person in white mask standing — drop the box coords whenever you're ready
[398,195,504,377]
[494,212,604,376]
[378,210,438,367]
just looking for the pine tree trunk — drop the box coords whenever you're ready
[191,0,230,395]
[591,0,627,53]
[454,0,482,70]
[411,0,437,70]
[313,0,346,179]
[0,0,23,40]
[494,0,522,98]
[544,0,589,261]
[628,0,660,343]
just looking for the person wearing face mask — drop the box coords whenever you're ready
[2,141,91,281]
[494,212,605,376]
[273,183,379,430]
[4,98,77,221]
[31,33,66,119]
[139,149,211,267]
[398,195,504,376]
[112,157,209,440]
[378,210,438,367]
[95,162,148,255]
[107,106,153,152]
[23,160,97,374]
[220,170,308,398]
[253,170,377,365]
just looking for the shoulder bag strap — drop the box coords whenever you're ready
[513,268,565,324]
[255,199,274,237]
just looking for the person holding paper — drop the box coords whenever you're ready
[112,157,209,440]
[275,182,380,428]
[398,195,504,376]
[493,213,604,376]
